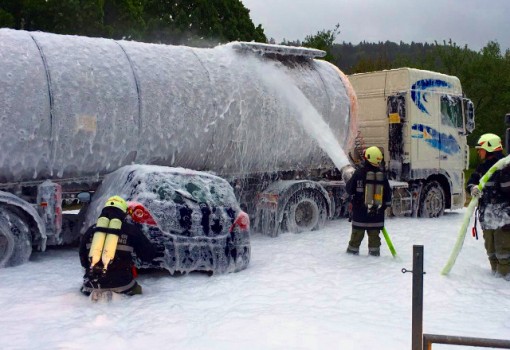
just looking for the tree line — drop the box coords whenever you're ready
[0,0,266,45]
[1,2,509,145]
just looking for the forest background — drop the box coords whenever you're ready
[1,0,509,153]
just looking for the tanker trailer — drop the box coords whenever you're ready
[0,28,357,267]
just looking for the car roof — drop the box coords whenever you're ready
[119,164,226,181]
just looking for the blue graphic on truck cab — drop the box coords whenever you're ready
[411,79,451,115]
[411,123,460,155]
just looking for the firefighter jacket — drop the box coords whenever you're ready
[79,219,159,293]
[346,162,392,230]
[466,152,510,230]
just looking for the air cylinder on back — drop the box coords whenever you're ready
[0,29,356,183]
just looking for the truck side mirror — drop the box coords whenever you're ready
[463,99,475,134]
[77,192,91,203]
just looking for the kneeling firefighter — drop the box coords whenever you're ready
[345,146,392,256]
[79,195,162,297]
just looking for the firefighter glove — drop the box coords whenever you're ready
[470,186,482,198]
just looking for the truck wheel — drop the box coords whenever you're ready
[284,190,327,233]
[0,219,15,268]
[418,181,445,218]
[0,209,32,268]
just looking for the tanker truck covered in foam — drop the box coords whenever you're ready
[0,29,357,267]
[0,29,355,182]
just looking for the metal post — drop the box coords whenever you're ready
[412,245,424,350]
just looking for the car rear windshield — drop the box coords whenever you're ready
[136,172,239,236]
[143,172,238,207]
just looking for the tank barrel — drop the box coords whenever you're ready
[0,29,354,184]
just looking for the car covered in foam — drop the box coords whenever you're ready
[81,165,250,274]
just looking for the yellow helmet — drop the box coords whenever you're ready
[104,195,128,213]
[364,146,383,166]
[475,133,502,153]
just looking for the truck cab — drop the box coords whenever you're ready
[348,68,475,217]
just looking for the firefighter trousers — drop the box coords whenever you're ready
[484,228,510,277]
[347,228,381,255]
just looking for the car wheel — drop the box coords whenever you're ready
[0,209,32,268]
[283,189,327,233]
[233,245,251,272]
[418,181,445,218]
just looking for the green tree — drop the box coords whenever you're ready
[143,0,266,46]
[220,0,265,42]
[301,23,340,62]
[0,0,265,45]
[0,0,23,28]
[76,0,105,37]
[102,0,146,39]
[432,40,510,145]
[0,0,105,37]
[0,7,14,27]
[348,41,396,73]
[468,42,510,145]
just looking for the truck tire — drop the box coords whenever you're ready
[0,209,32,268]
[418,181,445,218]
[0,219,15,268]
[283,189,327,233]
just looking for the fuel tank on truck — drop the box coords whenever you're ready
[0,29,357,183]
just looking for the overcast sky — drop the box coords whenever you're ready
[241,0,510,52]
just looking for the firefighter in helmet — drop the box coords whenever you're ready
[466,133,510,278]
[345,146,392,256]
[79,195,162,298]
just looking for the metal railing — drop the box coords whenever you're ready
[423,333,510,349]
[404,245,510,350]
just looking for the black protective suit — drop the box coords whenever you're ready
[79,220,159,295]
[346,162,392,230]
[466,151,510,277]
[345,162,392,256]
[466,151,505,228]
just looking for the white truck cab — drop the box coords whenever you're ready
[348,68,475,217]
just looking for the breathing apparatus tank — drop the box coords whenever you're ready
[364,171,384,210]
[374,172,384,208]
[88,196,128,272]
[364,172,376,209]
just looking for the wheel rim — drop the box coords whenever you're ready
[423,186,444,217]
[292,199,319,231]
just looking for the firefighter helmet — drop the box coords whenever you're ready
[104,195,128,213]
[475,133,502,153]
[364,146,383,166]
